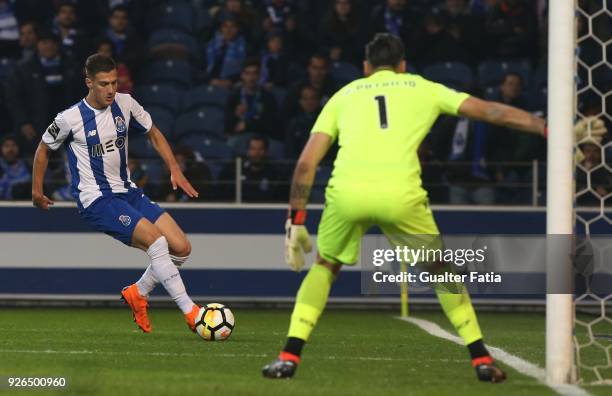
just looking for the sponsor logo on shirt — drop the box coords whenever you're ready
[87,129,97,137]
[90,137,126,157]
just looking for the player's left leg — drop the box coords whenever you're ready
[127,189,192,295]
[122,188,199,331]
[380,198,506,383]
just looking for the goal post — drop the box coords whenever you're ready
[546,0,577,385]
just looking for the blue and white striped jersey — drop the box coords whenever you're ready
[42,93,153,209]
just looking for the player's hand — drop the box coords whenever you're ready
[574,116,608,143]
[285,218,312,272]
[573,116,608,163]
[32,192,54,210]
[170,170,199,199]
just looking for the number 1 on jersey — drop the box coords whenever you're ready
[374,95,388,129]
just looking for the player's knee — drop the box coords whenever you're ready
[315,257,342,276]
[174,238,191,258]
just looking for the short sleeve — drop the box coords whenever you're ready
[128,95,153,135]
[311,92,340,141]
[41,113,71,151]
[432,82,470,115]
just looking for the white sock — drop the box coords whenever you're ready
[170,254,189,267]
[135,265,158,296]
[147,236,194,314]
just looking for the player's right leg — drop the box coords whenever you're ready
[263,197,368,379]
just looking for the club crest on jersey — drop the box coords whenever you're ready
[115,116,126,133]
[119,215,131,227]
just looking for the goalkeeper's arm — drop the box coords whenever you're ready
[288,132,333,211]
[284,132,332,271]
[458,96,546,136]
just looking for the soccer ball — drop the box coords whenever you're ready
[194,303,235,341]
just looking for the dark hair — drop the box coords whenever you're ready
[37,28,60,42]
[249,134,269,150]
[501,72,523,84]
[110,4,129,16]
[310,52,329,66]
[323,0,359,35]
[58,0,76,11]
[95,38,116,55]
[365,33,405,68]
[85,54,116,78]
[242,57,261,71]
[300,85,321,99]
[1,135,19,146]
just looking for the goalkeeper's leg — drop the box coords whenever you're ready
[436,284,506,383]
[262,258,340,379]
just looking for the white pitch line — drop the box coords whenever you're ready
[396,316,591,396]
[0,349,419,362]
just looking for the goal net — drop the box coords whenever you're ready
[573,0,612,385]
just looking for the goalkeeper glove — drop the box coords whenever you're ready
[574,116,608,163]
[285,209,312,272]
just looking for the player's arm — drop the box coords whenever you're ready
[147,125,199,198]
[289,132,333,210]
[283,132,332,271]
[32,116,71,210]
[31,141,54,210]
[458,96,546,136]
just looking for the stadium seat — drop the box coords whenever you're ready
[405,64,418,74]
[194,7,213,35]
[181,85,229,112]
[269,86,287,109]
[128,133,158,158]
[478,59,532,88]
[134,84,183,114]
[149,28,200,58]
[174,107,225,139]
[422,62,474,90]
[147,2,194,33]
[145,106,175,136]
[145,59,194,88]
[0,58,15,82]
[178,133,233,160]
[331,62,361,84]
[287,61,307,82]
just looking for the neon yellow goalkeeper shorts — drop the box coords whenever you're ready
[316,182,440,265]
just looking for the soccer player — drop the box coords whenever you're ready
[262,34,548,382]
[31,54,201,334]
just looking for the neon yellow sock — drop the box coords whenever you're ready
[437,288,483,345]
[287,264,334,341]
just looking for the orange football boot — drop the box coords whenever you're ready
[185,305,200,332]
[120,284,152,333]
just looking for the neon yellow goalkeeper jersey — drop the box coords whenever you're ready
[312,70,470,202]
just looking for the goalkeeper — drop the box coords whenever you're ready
[263,33,556,382]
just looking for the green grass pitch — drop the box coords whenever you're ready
[0,308,608,396]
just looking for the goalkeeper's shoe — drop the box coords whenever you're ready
[184,304,200,332]
[120,284,151,333]
[262,352,300,379]
[473,356,506,383]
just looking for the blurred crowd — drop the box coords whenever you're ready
[0,0,610,204]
